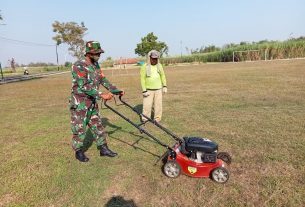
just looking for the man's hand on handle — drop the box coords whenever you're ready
[100,92,113,100]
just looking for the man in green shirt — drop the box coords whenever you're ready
[140,50,167,123]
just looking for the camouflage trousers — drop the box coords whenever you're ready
[70,98,107,151]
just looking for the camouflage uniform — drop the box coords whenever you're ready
[70,56,120,151]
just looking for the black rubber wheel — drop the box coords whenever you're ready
[163,161,181,178]
[211,167,229,183]
[217,152,232,164]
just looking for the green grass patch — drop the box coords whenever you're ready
[1,60,305,206]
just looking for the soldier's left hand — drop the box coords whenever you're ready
[119,90,125,96]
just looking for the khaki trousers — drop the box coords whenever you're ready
[142,89,163,122]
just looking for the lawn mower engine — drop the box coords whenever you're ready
[182,137,218,163]
[163,137,231,183]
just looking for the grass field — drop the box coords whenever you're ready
[1,59,305,207]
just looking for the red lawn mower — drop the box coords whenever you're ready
[104,96,232,184]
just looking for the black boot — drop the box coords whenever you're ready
[75,150,89,162]
[100,144,118,157]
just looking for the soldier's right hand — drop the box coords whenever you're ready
[100,92,113,100]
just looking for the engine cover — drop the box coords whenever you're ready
[183,137,218,153]
[202,152,217,163]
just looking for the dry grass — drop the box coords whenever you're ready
[1,59,305,206]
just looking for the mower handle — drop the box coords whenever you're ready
[117,95,182,143]
[103,96,174,151]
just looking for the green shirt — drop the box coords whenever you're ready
[140,63,167,91]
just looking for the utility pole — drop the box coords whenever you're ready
[0,62,3,81]
[56,43,59,71]
[180,40,182,58]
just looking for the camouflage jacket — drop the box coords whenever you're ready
[70,59,120,102]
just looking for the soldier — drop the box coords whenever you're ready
[70,41,123,162]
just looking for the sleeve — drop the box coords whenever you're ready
[159,64,167,87]
[140,64,147,92]
[99,70,122,94]
[72,63,101,100]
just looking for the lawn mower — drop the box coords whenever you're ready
[104,96,232,184]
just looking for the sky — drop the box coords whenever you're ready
[0,0,305,67]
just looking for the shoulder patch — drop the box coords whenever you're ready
[77,70,86,77]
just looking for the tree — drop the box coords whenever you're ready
[239,41,248,45]
[64,61,72,67]
[52,21,88,59]
[0,10,3,21]
[190,45,220,54]
[135,32,168,57]
[223,43,238,49]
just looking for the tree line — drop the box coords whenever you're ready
[51,21,305,65]
[52,22,168,59]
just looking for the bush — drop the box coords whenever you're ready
[65,62,72,67]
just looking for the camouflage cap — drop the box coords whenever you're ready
[85,41,104,54]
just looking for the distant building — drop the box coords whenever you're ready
[114,57,139,65]
[112,57,141,69]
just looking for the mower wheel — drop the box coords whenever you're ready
[217,152,232,165]
[211,167,229,184]
[163,161,181,178]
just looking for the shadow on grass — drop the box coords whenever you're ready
[81,117,123,152]
[102,117,161,158]
[133,104,155,120]
[132,104,143,114]
[81,115,162,159]
[105,196,137,207]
